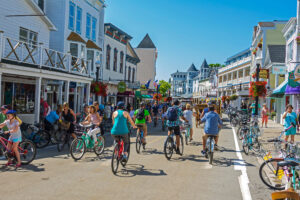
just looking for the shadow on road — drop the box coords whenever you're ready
[140,148,164,156]
[0,162,45,172]
[212,156,255,168]
[115,164,167,177]
[171,154,207,163]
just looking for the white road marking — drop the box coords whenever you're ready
[232,127,252,200]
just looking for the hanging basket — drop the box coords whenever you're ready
[249,81,267,98]
[229,94,238,101]
[257,42,263,49]
[153,93,162,101]
[91,82,108,97]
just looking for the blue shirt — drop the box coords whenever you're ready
[166,106,183,127]
[201,111,222,135]
[46,111,59,124]
[284,112,297,129]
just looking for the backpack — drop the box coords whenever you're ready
[136,109,145,120]
[167,107,178,121]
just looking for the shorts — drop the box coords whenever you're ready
[168,126,180,135]
[203,134,218,141]
[285,127,296,136]
[136,123,147,133]
[8,136,22,143]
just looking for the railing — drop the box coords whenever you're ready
[0,36,93,77]
[219,56,251,73]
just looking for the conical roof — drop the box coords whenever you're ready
[137,34,156,48]
[200,59,209,69]
[187,63,198,72]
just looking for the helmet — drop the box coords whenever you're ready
[140,102,146,107]
[117,101,125,108]
[6,110,16,115]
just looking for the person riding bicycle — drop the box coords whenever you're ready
[166,100,188,154]
[0,110,22,168]
[151,102,160,124]
[200,105,222,156]
[81,105,102,146]
[161,106,168,128]
[93,101,105,136]
[133,102,152,145]
[111,101,136,161]
[183,104,195,142]
[61,102,77,139]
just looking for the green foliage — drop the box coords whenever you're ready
[159,80,171,96]
[209,63,225,68]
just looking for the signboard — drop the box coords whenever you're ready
[294,64,300,83]
[272,65,286,75]
[117,81,126,93]
[259,69,269,79]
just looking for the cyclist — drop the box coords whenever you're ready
[151,102,160,125]
[133,102,152,145]
[111,101,136,161]
[183,104,195,141]
[166,100,188,154]
[62,102,77,139]
[200,105,222,156]
[81,105,102,146]
[0,105,9,138]
[0,110,22,167]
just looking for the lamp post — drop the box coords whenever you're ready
[254,55,262,116]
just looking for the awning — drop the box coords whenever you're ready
[269,80,287,98]
[285,85,300,95]
[141,95,152,99]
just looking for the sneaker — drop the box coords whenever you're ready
[214,144,219,151]
[201,150,206,156]
[176,147,180,154]
[122,154,128,162]
[5,162,13,167]
[15,163,21,168]
[189,138,193,142]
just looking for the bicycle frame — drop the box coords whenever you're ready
[206,136,215,153]
[0,136,27,155]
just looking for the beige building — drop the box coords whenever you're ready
[134,34,157,89]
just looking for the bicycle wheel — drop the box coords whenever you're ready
[252,137,261,152]
[179,135,184,156]
[164,136,173,160]
[259,158,286,190]
[94,135,105,156]
[34,130,50,148]
[57,131,68,152]
[242,138,249,155]
[136,132,142,154]
[111,144,120,174]
[185,132,188,145]
[237,127,242,140]
[19,140,36,165]
[70,138,86,160]
[208,140,214,164]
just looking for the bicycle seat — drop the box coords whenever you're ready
[277,160,299,167]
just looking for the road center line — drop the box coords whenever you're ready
[232,127,252,200]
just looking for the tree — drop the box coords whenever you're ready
[209,63,225,68]
[159,80,171,96]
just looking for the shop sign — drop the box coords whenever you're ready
[272,65,286,75]
[117,81,126,93]
[259,69,269,79]
[294,64,300,83]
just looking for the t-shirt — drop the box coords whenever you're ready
[5,119,22,139]
[152,105,159,114]
[284,112,297,129]
[134,109,150,124]
[129,110,135,118]
[183,110,193,125]
[201,111,222,135]
[46,111,59,124]
[0,113,8,131]
[251,103,261,115]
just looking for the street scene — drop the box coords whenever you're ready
[0,0,300,200]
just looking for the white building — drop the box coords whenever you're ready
[134,34,157,89]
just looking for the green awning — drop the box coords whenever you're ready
[269,79,287,98]
[142,95,151,99]
[135,91,142,98]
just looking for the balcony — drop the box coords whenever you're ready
[219,56,251,74]
[0,36,93,78]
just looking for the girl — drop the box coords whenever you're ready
[282,104,298,143]
[81,105,102,146]
[261,104,269,128]
[0,110,22,167]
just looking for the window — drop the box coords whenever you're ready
[132,68,135,82]
[76,6,82,34]
[38,0,44,11]
[128,67,131,81]
[106,45,111,69]
[92,17,97,42]
[238,69,243,78]
[68,1,75,31]
[245,67,250,76]
[113,48,118,71]
[233,71,237,79]
[86,13,91,39]
[228,73,232,80]
[120,51,124,73]
[288,41,294,60]
[219,76,222,83]
[80,44,85,58]
[19,27,38,46]
[87,50,94,72]
[223,75,227,82]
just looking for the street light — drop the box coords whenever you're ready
[254,56,262,116]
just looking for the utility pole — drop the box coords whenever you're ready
[255,63,260,115]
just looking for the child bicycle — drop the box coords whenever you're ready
[70,123,105,160]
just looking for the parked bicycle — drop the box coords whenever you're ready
[70,123,105,160]
[163,129,184,160]
[242,116,261,155]
[20,122,51,148]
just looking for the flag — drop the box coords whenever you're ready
[153,80,158,88]
[145,80,151,89]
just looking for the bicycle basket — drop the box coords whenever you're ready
[59,121,70,131]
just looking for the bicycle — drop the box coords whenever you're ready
[56,120,72,152]
[242,117,261,155]
[136,125,145,153]
[237,118,249,140]
[181,122,191,145]
[111,134,131,174]
[205,135,217,164]
[70,123,105,160]
[0,131,36,165]
[164,128,184,160]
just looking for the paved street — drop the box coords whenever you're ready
[0,118,274,200]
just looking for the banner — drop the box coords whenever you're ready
[272,65,286,75]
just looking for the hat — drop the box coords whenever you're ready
[1,105,9,110]
[117,101,125,108]
[6,110,16,115]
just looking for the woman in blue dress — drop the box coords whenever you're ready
[282,104,299,143]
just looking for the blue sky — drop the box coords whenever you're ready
[105,0,295,81]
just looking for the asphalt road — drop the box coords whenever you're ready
[0,118,273,200]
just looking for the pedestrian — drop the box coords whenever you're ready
[129,106,135,118]
[62,102,77,139]
[282,104,298,143]
[261,104,269,128]
[250,102,261,117]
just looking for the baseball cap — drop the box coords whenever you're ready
[1,105,9,110]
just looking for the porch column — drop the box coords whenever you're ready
[80,86,84,108]
[74,85,78,113]
[0,72,2,106]
[58,82,63,105]
[34,77,42,123]
[64,80,70,103]
[86,82,91,105]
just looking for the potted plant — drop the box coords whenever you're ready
[249,81,267,98]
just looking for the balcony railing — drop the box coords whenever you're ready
[219,56,251,73]
[0,36,93,77]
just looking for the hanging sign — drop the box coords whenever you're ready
[294,64,300,83]
[117,81,126,93]
[259,69,269,79]
[272,65,286,75]
[289,71,300,87]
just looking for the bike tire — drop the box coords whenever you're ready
[94,135,105,156]
[253,138,261,152]
[208,152,214,164]
[136,132,142,154]
[19,140,36,165]
[242,139,249,155]
[179,135,184,156]
[164,136,173,160]
[111,144,119,174]
[34,130,50,148]
[70,138,86,160]
[57,131,68,152]
[237,127,242,140]
[259,158,286,190]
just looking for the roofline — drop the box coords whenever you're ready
[104,23,132,39]
[282,17,297,36]
[226,48,251,62]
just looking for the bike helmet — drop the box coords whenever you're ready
[6,110,16,115]
[117,101,125,109]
